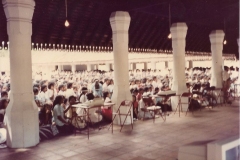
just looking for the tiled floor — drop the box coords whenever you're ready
[1,100,239,160]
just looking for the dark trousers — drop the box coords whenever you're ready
[56,124,74,136]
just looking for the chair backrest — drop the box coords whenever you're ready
[181,92,192,98]
[142,97,154,106]
[120,100,132,107]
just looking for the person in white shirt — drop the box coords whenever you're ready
[65,82,76,100]
[102,78,110,92]
[79,87,88,103]
[47,81,57,102]
[39,85,50,104]
[222,66,231,103]
[58,84,66,97]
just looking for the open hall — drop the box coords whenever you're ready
[0,0,239,160]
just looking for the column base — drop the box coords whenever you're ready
[111,85,132,125]
[5,98,39,148]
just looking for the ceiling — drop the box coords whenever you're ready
[0,0,239,57]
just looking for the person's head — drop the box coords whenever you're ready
[53,95,64,107]
[103,92,109,100]
[81,87,88,94]
[154,87,159,94]
[139,88,144,94]
[58,84,64,91]
[95,81,100,90]
[0,98,9,110]
[33,87,39,95]
[41,85,47,92]
[33,83,40,90]
[48,81,55,90]
[224,66,229,72]
[133,89,138,96]
[130,81,135,85]
[109,79,114,85]
[72,85,78,92]
[68,96,76,105]
[1,91,8,99]
[144,87,149,93]
[86,93,94,100]
[153,76,157,81]
[67,82,73,89]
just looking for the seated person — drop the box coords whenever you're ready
[79,87,88,103]
[132,89,139,120]
[0,98,8,123]
[1,91,8,99]
[53,95,73,135]
[101,92,112,122]
[76,93,103,123]
[153,87,172,114]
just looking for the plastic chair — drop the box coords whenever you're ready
[109,100,133,133]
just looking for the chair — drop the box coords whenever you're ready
[215,88,227,106]
[142,97,165,123]
[109,100,133,133]
[174,92,193,117]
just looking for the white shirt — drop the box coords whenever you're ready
[53,104,65,126]
[65,89,76,99]
[39,91,49,104]
[102,83,109,92]
[79,94,87,103]
[222,70,230,81]
[58,90,66,97]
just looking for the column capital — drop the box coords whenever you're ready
[3,0,35,35]
[110,11,130,33]
[209,30,225,44]
[170,23,188,40]
[3,0,35,20]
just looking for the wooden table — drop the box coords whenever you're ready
[72,102,115,139]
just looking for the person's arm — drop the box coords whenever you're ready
[57,115,69,125]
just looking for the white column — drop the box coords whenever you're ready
[170,23,188,111]
[132,63,136,70]
[71,64,76,72]
[171,23,188,94]
[150,61,156,70]
[143,62,147,70]
[128,63,131,70]
[58,64,62,71]
[110,11,132,125]
[209,30,224,88]
[105,63,112,71]
[165,61,168,68]
[87,64,91,71]
[188,60,193,68]
[3,0,39,148]
[238,39,240,83]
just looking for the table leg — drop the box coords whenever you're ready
[87,109,89,140]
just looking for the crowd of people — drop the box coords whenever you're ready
[0,65,239,140]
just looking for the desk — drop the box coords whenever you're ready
[72,102,115,139]
[158,90,176,108]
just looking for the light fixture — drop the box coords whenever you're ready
[168,33,172,39]
[223,40,227,45]
[64,0,70,27]
[168,4,172,39]
[223,18,227,45]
